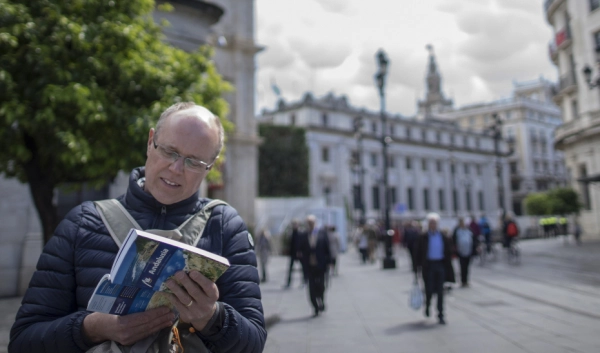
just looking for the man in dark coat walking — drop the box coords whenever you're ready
[299,215,331,317]
[284,219,307,288]
[415,213,454,325]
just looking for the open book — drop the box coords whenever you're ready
[87,229,230,315]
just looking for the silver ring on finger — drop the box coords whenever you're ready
[186,299,194,307]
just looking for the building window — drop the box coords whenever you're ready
[406,127,411,139]
[475,138,480,149]
[469,117,475,127]
[321,113,328,127]
[476,164,482,175]
[465,188,472,211]
[389,124,395,136]
[511,180,520,192]
[436,160,442,172]
[422,159,427,171]
[388,155,395,168]
[438,189,445,211]
[323,186,331,206]
[591,0,600,12]
[372,185,380,210]
[580,164,592,210]
[463,135,468,147]
[478,191,484,211]
[406,157,412,170]
[506,110,512,119]
[290,114,296,125]
[321,147,330,162]
[371,153,378,167]
[450,134,455,145]
[572,99,579,119]
[534,161,539,172]
[452,189,458,213]
[371,121,377,134]
[423,189,430,210]
[464,164,469,174]
[351,150,361,165]
[421,129,427,141]
[407,187,414,210]
[436,131,441,142]
[510,162,517,174]
[390,187,397,205]
[353,185,362,210]
[451,162,456,174]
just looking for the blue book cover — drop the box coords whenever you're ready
[87,229,230,315]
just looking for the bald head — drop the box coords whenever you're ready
[155,102,224,160]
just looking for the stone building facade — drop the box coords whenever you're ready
[257,92,511,228]
[439,78,568,216]
[545,0,600,237]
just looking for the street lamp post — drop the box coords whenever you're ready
[375,49,396,269]
[582,45,600,89]
[353,116,366,225]
[491,113,505,219]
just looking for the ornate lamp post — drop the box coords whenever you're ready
[491,113,505,219]
[353,116,366,225]
[582,45,600,89]
[375,49,396,269]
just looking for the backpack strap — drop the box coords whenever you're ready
[94,199,229,248]
[179,199,229,247]
[94,199,142,247]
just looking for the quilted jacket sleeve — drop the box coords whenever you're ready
[198,205,267,353]
[9,204,105,353]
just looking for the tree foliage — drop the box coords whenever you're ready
[258,124,309,197]
[524,187,582,216]
[0,0,231,243]
[524,192,551,216]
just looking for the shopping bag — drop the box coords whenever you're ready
[409,278,423,310]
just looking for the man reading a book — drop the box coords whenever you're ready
[10,103,266,353]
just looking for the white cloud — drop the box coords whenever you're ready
[255,0,556,116]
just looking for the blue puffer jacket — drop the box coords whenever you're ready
[9,168,266,353]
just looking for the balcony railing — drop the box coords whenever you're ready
[557,72,577,92]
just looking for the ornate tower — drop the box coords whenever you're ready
[417,45,453,120]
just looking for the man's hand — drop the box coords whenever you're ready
[82,307,175,346]
[165,270,219,331]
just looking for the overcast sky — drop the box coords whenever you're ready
[255,0,557,116]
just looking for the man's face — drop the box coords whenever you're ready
[428,219,438,232]
[144,109,219,205]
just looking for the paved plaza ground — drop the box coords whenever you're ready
[1,237,599,353]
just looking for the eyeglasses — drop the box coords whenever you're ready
[153,140,215,172]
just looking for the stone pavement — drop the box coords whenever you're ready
[1,238,599,353]
[261,238,600,353]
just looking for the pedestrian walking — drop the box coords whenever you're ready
[415,213,454,325]
[574,221,582,245]
[452,218,476,287]
[402,220,420,273]
[284,219,308,289]
[257,229,272,283]
[328,225,341,276]
[356,226,369,264]
[300,215,331,317]
[479,215,492,253]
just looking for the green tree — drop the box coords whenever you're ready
[524,192,551,216]
[0,0,231,244]
[258,124,309,197]
[547,187,582,215]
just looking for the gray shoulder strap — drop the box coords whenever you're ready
[179,199,229,247]
[94,199,142,247]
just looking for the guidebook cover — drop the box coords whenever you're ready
[87,229,230,315]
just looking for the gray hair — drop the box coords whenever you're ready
[426,212,441,223]
[155,102,225,160]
